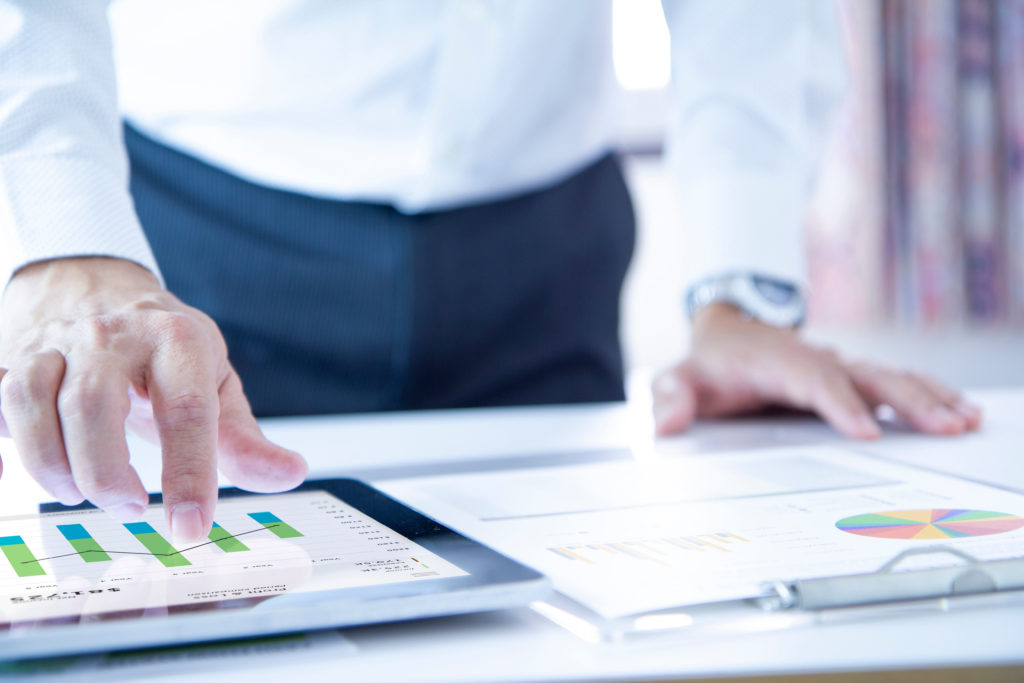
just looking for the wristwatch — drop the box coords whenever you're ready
[685,273,806,328]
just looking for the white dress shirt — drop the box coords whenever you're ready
[0,0,844,294]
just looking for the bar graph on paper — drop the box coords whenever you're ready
[548,532,751,567]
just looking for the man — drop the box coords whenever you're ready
[0,1,980,544]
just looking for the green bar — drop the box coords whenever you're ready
[260,521,303,539]
[124,523,190,567]
[135,533,191,567]
[0,536,46,578]
[57,524,111,563]
[67,537,112,563]
[208,523,250,552]
[248,512,303,539]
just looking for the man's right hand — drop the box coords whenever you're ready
[0,257,308,542]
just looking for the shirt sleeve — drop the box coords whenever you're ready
[660,0,846,291]
[0,0,162,293]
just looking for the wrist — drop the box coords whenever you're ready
[686,273,806,329]
[690,302,798,345]
[9,257,160,290]
[3,257,162,316]
[691,301,746,332]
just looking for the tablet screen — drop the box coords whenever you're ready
[0,489,468,626]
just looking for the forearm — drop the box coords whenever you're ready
[0,0,160,291]
[661,0,846,289]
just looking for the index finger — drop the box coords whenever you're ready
[147,324,220,544]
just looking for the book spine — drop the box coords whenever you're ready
[958,0,1005,322]
[881,0,911,321]
[996,0,1024,324]
[907,0,960,324]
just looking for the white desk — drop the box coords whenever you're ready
[1,388,1023,681]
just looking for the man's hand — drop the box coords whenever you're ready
[0,258,307,541]
[652,303,982,439]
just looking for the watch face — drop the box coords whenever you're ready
[752,275,798,306]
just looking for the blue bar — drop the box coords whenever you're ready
[57,524,92,541]
[124,522,157,535]
[0,535,26,546]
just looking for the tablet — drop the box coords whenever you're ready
[0,479,550,660]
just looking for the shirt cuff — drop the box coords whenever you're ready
[673,167,807,293]
[0,155,163,292]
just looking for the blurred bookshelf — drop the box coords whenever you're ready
[808,0,1024,328]
[614,0,1024,387]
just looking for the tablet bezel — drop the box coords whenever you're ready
[0,478,550,660]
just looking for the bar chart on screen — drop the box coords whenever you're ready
[0,510,306,576]
[0,490,466,623]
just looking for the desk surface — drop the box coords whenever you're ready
[1,387,1023,682]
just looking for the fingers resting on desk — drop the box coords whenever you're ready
[651,303,983,439]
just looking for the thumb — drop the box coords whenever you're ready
[215,370,308,492]
[651,364,699,436]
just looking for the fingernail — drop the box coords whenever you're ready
[170,503,205,544]
[859,416,882,439]
[954,400,982,421]
[932,405,964,430]
[653,401,680,428]
[653,373,680,395]
[107,502,146,522]
[53,481,85,507]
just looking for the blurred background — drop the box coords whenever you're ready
[614,0,1024,389]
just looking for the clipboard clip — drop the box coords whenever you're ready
[758,546,1024,612]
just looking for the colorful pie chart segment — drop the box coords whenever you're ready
[836,509,1024,540]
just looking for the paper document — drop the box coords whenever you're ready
[381,446,1024,619]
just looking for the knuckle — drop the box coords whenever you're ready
[0,370,38,408]
[128,292,170,313]
[152,312,206,347]
[23,458,71,483]
[812,364,844,387]
[76,471,125,501]
[158,393,214,430]
[916,374,943,391]
[1,364,60,410]
[816,346,842,365]
[57,374,119,421]
[162,461,211,486]
[895,372,930,398]
[76,315,127,347]
[810,367,851,401]
[896,369,919,385]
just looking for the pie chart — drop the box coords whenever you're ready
[836,509,1024,540]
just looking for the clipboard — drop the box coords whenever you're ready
[530,546,1024,642]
